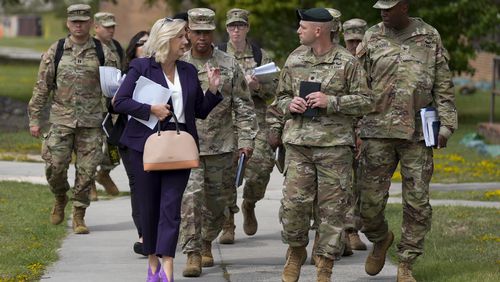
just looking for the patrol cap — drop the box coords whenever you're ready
[373,0,402,9]
[226,8,249,25]
[67,4,91,21]
[296,8,333,23]
[188,8,216,31]
[343,18,367,41]
[325,8,342,32]
[94,12,116,27]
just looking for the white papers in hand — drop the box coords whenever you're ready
[99,66,123,98]
[132,76,172,129]
[420,107,440,147]
[252,62,280,83]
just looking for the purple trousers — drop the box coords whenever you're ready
[128,148,190,257]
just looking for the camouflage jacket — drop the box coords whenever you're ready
[28,36,117,128]
[357,18,457,140]
[276,44,372,147]
[225,41,277,140]
[181,47,257,155]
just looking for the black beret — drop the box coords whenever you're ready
[297,8,333,22]
[173,12,188,21]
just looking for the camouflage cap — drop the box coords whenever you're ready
[343,18,367,41]
[67,4,91,21]
[94,12,116,27]
[373,0,401,9]
[226,8,249,25]
[188,8,216,31]
[325,8,342,32]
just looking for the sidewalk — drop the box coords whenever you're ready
[1,161,499,281]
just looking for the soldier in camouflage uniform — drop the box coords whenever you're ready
[356,1,457,281]
[277,8,372,282]
[28,4,118,234]
[218,8,278,244]
[179,8,257,278]
[342,17,369,252]
[89,11,123,200]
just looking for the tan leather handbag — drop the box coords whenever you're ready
[143,114,199,171]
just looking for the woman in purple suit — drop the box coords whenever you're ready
[113,17,222,282]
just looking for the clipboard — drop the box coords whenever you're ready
[299,81,321,117]
[235,153,246,187]
[275,145,285,174]
[101,113,113,138]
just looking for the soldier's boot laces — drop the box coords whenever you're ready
[201,240,214,267]
[311,231,319,265]
[50,194,68,225]
[348,230,367,250]
[316,256,334,282]
[182,252,202,277]
[397,262,417,282]
[72,207,89,234]
[343,232,354,257]
[219,212,235,244]
[282,246,307,282]
[96,169,119,196]
[365,231,394,276]
[89,182,98,201]
[242,199,258,236]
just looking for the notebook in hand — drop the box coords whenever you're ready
[235,153,246,187]
[275,145,286,174]
[299,81,321,117]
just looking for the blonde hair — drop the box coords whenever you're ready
[143,17,186,63]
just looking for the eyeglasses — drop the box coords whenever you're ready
[227,23,248,31]
[161,17,184,28]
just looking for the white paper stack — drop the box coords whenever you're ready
[420,107,440,147]
[132,76,172,129]
[252,62,280,83]
[99,66,124,98]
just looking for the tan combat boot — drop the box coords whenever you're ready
[50,194,68,225]
[95,169,119,196]
[201,240,214,267]
[182,252,202,277]
[311,232,319,265]
[72,207,89,234]
[242,199,257,235]
[219,212,235,244]
[89,182,98,201]
[348,230,367,250]
[282,246,307,282]
[365,231,394,275]
[316,256,334,282]
[343,232,353,257]
[397,262,417,282]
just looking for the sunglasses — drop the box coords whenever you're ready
[136,40,147,47]
[161,17,184,28]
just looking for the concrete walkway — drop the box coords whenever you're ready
[0,161,498,281]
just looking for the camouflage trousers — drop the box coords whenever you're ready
[280,144,352,260]
[180,153,234,253]
[345,156,362,231]
[41,124,102,208]
[358,138,433,264]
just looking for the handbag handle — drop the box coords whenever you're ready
[157,113,180,136]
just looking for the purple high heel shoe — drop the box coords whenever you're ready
[146,265,160,282]
[159,267,173,282]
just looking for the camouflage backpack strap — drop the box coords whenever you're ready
[53,38,66,87]
[112,38,124,62]
[216,42,228,52]
[91,37,105,66]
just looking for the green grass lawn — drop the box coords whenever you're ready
[0,181,69,281]
[385,204,500,282]
[0,62,39,102]
[392,189,500,202]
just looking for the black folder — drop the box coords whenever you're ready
[299,81,321,117]
[235,153,246,187]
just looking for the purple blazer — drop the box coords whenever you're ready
[113,57,223,152]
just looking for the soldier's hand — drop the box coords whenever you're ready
[306,91,329,109]
[289,97,307,113]
[206,63,221,94]
[239,147,253,160]
[245,74,261,91]
[30,126,41,138]
[151,104,171,121]
[268,131,282,151]
[437,135,448,149]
